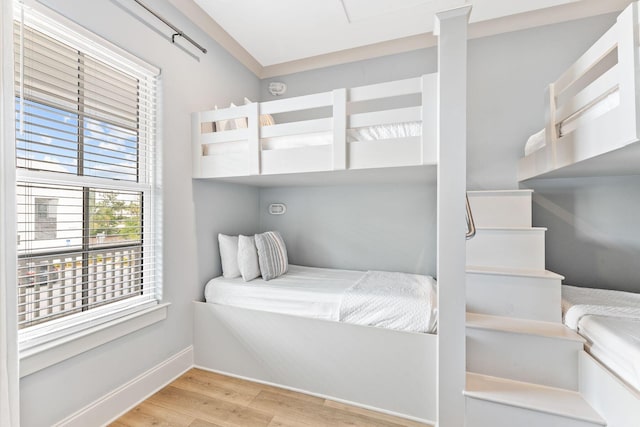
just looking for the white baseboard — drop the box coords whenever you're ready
[54,346,194,427]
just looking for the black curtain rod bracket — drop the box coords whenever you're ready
[133,0,207,54]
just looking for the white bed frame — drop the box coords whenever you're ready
[191,6,472,426]
[191,75,437,180]
[579,351,640,427]
[193,302,437,422]
[518,1,640,181]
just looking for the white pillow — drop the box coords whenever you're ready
[255,231,288,281]
[218,234,240,278]
[237,235,261,281]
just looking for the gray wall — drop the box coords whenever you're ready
[259,182,437,276]
[258,14,640,291]
[19,1,260,426]
[528,176,640,293]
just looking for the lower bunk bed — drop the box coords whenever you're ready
[561,285,640,426]
[193,265,438,423]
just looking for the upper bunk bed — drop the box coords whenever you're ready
[518,1,640,182]
[191,75,437,185]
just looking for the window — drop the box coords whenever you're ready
[34,197,57,240]
[14,2,161,353]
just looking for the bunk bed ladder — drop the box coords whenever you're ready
[464,190,606,427]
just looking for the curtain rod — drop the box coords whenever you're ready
[133,0,207,54]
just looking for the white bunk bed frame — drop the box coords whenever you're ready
[192,7,472,426]
[519,1,640,423]
[518,1,640,181]
[192,76,437,181]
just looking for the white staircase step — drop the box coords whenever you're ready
[466,266,563,322]
[466,313,585,390]
[465,373,606,427]
[466,227,546,270]
[467,190,533,228]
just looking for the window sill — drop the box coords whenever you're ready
[19,302,170,378]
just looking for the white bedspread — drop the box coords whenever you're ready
[205,265,437,334]
[205,121,421,155]
[562,285,640,391]
[562,285,640,329]
[339,270,438,333]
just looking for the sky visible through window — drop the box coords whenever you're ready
[16,98,139,181]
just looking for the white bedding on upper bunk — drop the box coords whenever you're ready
[523,89,620,156]
[204,264,437,333]
[562,285,640,390]
[205,121,421,155]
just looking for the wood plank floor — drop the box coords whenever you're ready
[111,368,432,427]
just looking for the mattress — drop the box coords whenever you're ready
[523,89,620,156]
[205,121,421,155]
[205,265,362,321]
[579,315,640,391]
[204,264,437,333]
[562,285,640,391]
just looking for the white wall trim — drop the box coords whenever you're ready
[20,303,170,377]
[53,345,194,427]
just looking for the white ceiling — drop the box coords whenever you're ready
[175,0,631,76]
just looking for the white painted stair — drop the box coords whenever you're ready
[466,266,563,322]
[465,373,606,427]
[465,190,605,426]
[466,313,584,390]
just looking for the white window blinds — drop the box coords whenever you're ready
[14,2,160,340]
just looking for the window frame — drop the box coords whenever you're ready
[12,0,166,377]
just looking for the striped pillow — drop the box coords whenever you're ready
[255,231,288,281]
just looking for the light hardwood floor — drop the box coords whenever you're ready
[111,368,432,427]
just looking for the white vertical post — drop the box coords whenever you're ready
[1,0,21,424]
[191,112,203,178]
[332,88,347,170]
[421,74,438,164]
[615,2,639,142]
[248,102,260,175]
[544,84,558,169]
[435,5,471,427]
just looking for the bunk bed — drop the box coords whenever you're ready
[191,43,442,427]
[191,7,471,425]
[191,73,441,419]
[518,3,640,423]
[518,1,640,181]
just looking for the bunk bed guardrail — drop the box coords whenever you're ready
[518,1,640,181]
[192,74,438,179]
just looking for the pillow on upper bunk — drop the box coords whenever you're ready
[201,121,215,133]
[218,234,240,278]
[524,129,546,156]
[230,102,248,129]
[244,97,275,127]
[213,105,234,132]
[238,235,261,281]
[255,231,288,281]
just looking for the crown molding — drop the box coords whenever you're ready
[171,0,628,80]
[166,0,262,76]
